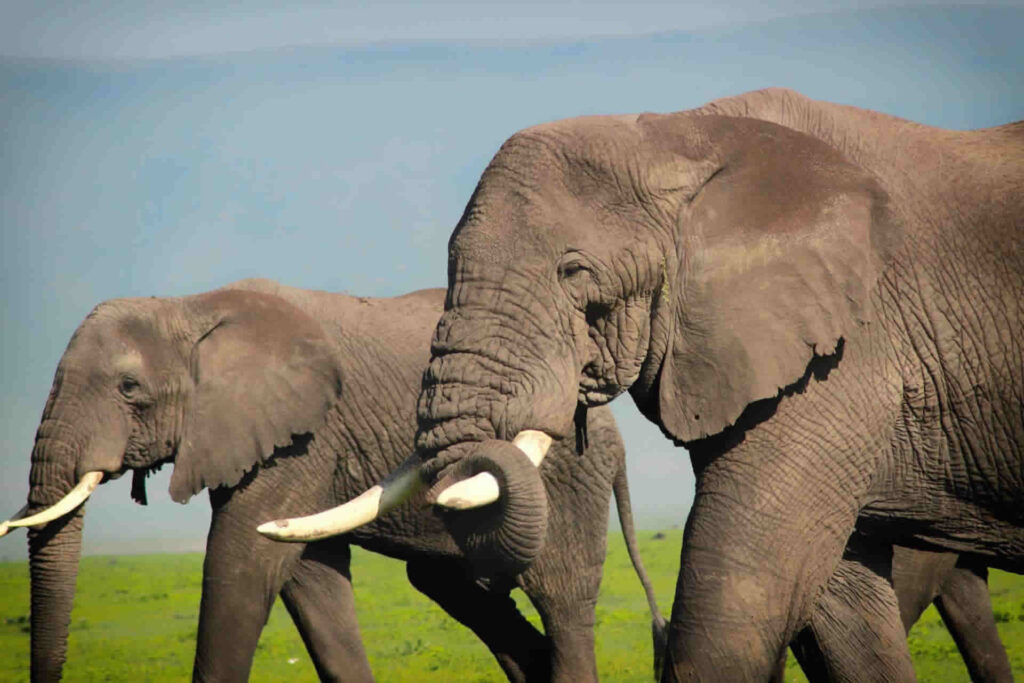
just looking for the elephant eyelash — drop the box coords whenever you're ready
[118,376,142,399]
[558,261,592,279]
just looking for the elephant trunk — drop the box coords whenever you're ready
[425,439,548,574]
[24,422,89,682]
[28,508,84,682]
[416,299,577,456]
[413,297,578,573]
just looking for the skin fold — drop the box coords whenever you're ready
[2,279,668,682]
[331,88,1023,680]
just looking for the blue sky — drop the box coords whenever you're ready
[1,2,1022,560]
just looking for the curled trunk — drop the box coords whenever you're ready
[417,279,579,455]
[426,440,548,574]
[417,296,578,573]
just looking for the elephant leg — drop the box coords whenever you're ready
[517,547,604,683]
[524,595,598,683]
[934,559,1013,683]
[768,649,788,683]
[193,466,337,683]
[193,505,306,682]
[790,540,915,682]
[661,433,878,681]
[279,541,374,683]
[405,558,551,682]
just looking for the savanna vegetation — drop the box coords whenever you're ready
[2,530,1022,681]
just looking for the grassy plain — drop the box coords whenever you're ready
[2,530,1023,681]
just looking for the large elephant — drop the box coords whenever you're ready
[289,88,1024,679]
[0,278,667,682]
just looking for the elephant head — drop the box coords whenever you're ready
[1,283,341,680]
[264,92,894,576]
[417,110,890,567]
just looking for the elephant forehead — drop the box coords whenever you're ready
[451,188,632,271]
[64,299,186,377]
[489,116,645,189]
[110,348,144,372]
[449,218,562,270]
[519,112,642,142]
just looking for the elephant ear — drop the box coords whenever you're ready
[647,113,896,443]
[168,288,342,502]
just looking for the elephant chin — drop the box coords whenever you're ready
[427,440,548,575]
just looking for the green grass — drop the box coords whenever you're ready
[1,531,1022,681]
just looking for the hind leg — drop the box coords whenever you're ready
[279,542,373,683]
[406,558,551,682]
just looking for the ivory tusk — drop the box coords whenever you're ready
[257,454,424,542]
[512,429,553,467]
[0,504,29,538]
[434,472,501,509]
[433,429,552,510]
[6,471,103,530]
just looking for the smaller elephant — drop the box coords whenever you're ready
[1,279,665,682]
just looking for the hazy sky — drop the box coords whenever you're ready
[1,2,1022,561]
[3,0,1018,60]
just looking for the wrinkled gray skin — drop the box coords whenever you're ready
[408,88,1024,680]
[895,550,1010,682]
[788,548,1011,683]
[6,278,667,682]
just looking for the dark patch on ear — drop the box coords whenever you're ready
[682,340,843,469]
[574,403,589,455]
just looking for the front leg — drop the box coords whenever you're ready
[406,558,551,682]
[193,492,306,682]
[279,541,374,683]
[192,455,334,683]
[663,436,874,680]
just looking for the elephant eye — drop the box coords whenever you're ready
[118,376,141,398]
[558,255,606,312]
[558,260,591,280]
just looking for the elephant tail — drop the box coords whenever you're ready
[612,464,667,681]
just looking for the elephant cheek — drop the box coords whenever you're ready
[76,416,131,478]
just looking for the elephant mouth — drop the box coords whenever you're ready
[578,372,632,407]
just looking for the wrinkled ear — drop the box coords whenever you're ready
[168,289,342,502]
[649,114,896,442]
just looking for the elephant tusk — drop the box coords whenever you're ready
[511,429,553,467]
[257,454,424,542]
[434,472,501,509]
[6,472,103,531]
[433,429,553,510]
[0,504,29,538]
